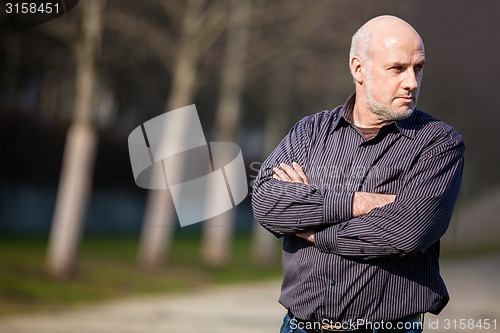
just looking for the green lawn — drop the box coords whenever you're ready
[2,233,498,319]
[0,234,282,317]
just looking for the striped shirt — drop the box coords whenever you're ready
[251,94,465,323]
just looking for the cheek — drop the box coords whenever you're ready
[380,85,397,100]
[374,76,398,97]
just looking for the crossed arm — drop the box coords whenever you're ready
[251,117,464,258]
[272,162,396,243]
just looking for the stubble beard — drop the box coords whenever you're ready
[365,78,416,122]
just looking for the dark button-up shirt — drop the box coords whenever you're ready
[251,94,465,323]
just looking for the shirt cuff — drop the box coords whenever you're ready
[323,190,354,224]
[315,224,339,254]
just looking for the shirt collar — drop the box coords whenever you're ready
[394,110,418,139]
[331,93,417,140]
[330,94,355,133]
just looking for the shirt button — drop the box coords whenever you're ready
[334,215,340,222]
[330,281,336,287]
[351,175,357,180]
[360,248,365,254]
[296,220,301,224]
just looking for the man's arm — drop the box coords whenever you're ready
[352,192,396,217]
[271,163,396,242]
[251,116,354,237]
[278,130,465,259]
[313,137,465,259]
[296,192,396,243]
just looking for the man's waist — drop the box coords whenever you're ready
[287,310,423,333]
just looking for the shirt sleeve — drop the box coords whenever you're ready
[251,116,354,237]
[314,131,465,258]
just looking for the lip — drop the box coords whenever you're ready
[396,96,414,103]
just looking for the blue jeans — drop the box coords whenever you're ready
[280,312,423,333]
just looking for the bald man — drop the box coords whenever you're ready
[252,15,464,333]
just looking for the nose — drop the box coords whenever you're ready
[402,69,419,91]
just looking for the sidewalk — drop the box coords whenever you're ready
[0,254,499,333]
[431,253,500,332]
[0,281,284,333]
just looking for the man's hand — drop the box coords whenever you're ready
[273,162,314,242]
[296,230,315,243]
[352,192,396,217]
[273,162,309,184]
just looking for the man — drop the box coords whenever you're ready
[251,15,464,333]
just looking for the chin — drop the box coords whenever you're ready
[394,108,414,120]
[369,102,414,121]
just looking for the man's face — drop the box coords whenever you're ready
[363,37,426,121]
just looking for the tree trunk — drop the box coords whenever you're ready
[138,0,204,269]
[46,0,105,279]
[251,61,290,267]
[201,0,251,267]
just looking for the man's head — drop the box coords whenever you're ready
[349,15,425,124]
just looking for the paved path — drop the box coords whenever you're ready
[1,254,499,333]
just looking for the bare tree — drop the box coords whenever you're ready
[250,59,292,266]
[136,0,229,269]
[244,0,340,266]
[46,0,106,279]
[200,0,252,267]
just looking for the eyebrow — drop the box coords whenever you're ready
[416,59,426,66]
[387,59,426,67]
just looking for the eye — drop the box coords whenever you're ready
[390,65,404,72]
[414,64,424,73]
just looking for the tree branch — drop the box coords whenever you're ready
[107,10,174,70]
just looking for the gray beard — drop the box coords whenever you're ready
[364,71,416,121]
[367,97,415,121]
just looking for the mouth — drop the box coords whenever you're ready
[396,96,414,103]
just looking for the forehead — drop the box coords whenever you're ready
[371,36,425,63]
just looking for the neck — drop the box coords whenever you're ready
[352,93,389,129]
[352,106,387,128]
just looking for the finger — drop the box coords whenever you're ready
[279,163,303,183]
[296,231,308,238]
[273,167,292,182]
[292,162,309,185]
[296,231,315,243]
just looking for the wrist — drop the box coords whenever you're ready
[352,192,396,217]
[352,192,369,217]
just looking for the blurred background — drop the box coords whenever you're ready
[1,0,499,331]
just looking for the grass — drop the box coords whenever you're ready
[0,233,283,318]
[2,233,498,319]
[441,243,500,260]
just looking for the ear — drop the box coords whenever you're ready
[350,56,365,84]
